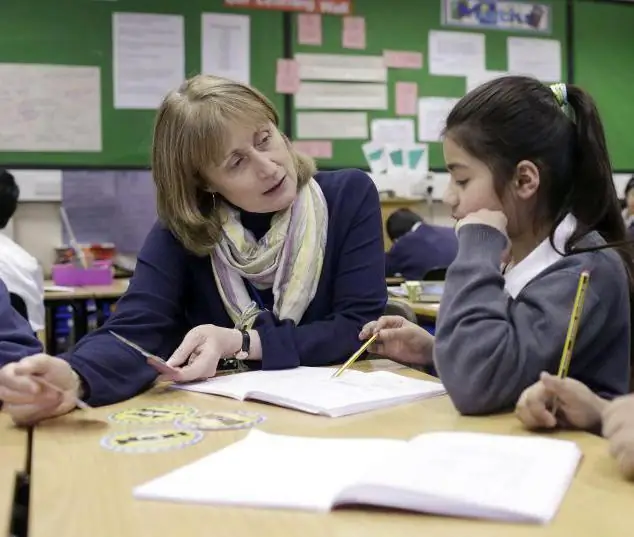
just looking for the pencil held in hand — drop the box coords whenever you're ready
[332,334,378,378]
[34,376,91,410]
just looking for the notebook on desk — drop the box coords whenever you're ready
[134,429,582,524]
[172,366,445,417]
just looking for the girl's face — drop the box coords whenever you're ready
[442,136,541,239]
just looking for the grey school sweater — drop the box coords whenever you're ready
[434,224,631,415]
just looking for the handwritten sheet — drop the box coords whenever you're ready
[428,30,485,76]
[342,16,365,49]
[417,97,460,142]
[295,53,386,82]
[395,82,418,115]
[507,37,561,83]
[202,13,250,84]
[0,64,101,151]
[292,140,333,159]
[297,13,322,45]
[276,59,300,94]
[296,112,368,139]
[112,12,185,109]
[370,119,415,146]
[383,50,423,69]
[295,82,387,110]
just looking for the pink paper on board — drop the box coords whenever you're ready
[293,140,333,159]
[384,50,423,69]
[276,59,300,94]
[298,13,322,45]
[342,16,365,49]
[395,82,418,116]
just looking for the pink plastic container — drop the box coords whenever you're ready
[51,261,113,287]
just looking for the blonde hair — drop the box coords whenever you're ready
[152,74,316,256]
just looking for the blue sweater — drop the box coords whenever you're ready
[0,278,42,366]
[64,169,388,406]
[386,223,458,280]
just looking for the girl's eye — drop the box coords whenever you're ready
[455,179,470,187]
[231,156,244,168]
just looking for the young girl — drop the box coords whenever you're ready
[515,374,634,480]
[360,76,633,415]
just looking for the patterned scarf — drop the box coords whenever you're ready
[211,179,328,328]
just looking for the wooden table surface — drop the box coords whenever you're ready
[44,279,129,301]
[16,360,633,537]
[0,413,27,533]
[392,297,440,320]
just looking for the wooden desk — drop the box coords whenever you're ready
[386,277,404,285]
[27,362,633,537]
[393,297,439,320]
[0,414,27,533]
[44,279,129,301]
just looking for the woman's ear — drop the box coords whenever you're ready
[514,160,540,200]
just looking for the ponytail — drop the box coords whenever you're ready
[564,84,634,292]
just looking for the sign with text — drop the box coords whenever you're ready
[224,0,352,15]
[442,1,552,34]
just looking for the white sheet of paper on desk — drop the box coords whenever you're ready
[0,64,101,151]
[417,97,460,142]
[507,37,561,83]
[202,13,250,84]
[295,53,386,82]
[112,13,185,109]
[466,70,509,93]
[296,112,368,139]
[362,142,388,175]
[370,119,415,146]
[295,82,387,110]
[428,30,485,76]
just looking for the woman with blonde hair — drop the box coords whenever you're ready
[0,75,386,423]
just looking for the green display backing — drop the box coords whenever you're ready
[573,0,634,171]
[0,0,284,167]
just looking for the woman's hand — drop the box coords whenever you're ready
[515,372,607,431]
[166,325,243,382]
[0,354,82,425]
[359,316,434,366]
[602,395,634,480]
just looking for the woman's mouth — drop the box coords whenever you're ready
[264,176,286,195]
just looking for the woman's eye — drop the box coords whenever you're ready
[231,157,244,168]
[257,132,271,146]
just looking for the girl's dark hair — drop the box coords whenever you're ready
[444,75,634,291]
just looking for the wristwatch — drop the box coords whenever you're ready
[234,328,250,360]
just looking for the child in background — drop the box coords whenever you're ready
[384,208,458,280]
[360,76,633,415]
[0,170,45,332]
[622,176,634,235]
[515,374,634,481]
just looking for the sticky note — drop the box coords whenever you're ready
[395,82,418,116]
[298,14,322,45]
[276,59,300,94]
[342,16,365,49]
[384,50,424,69]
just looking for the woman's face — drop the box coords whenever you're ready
[205,121,298,213]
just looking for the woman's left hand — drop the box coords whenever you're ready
[165,325,241,382]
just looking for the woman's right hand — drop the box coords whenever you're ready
[359,315,434,366]
[0,354,82,425]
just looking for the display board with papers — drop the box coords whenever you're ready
[289,1,567,170]
[0,0,284,166]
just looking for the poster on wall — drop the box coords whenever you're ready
[224,0,352,15]
[441,1,552,34]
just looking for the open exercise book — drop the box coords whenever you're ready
[173,366,446,417]
[134,429,582,524]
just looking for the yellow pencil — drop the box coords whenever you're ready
[551,270,590,414]
[332,334,378,378]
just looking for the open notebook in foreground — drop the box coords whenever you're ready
[134,429,582,524]
[172,366,446,417]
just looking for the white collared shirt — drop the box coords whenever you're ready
[0,234,45,331]
[504,214,577,299]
